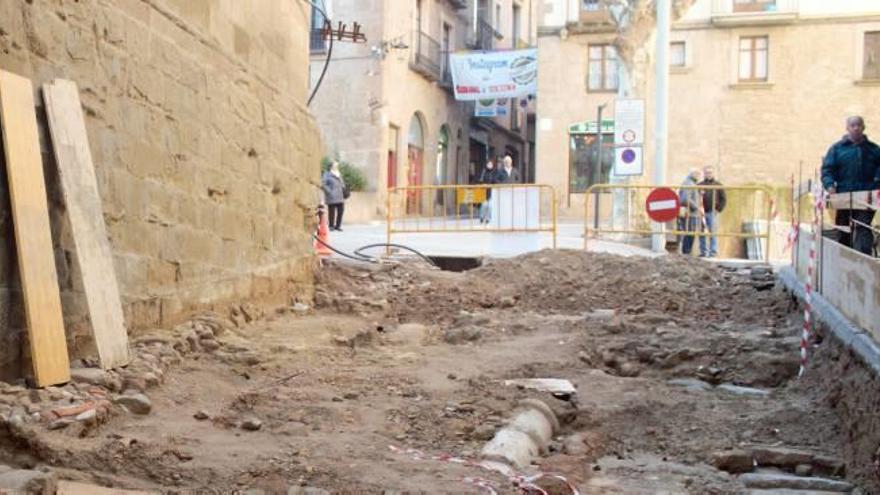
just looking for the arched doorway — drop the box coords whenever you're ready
[407,113,425,214]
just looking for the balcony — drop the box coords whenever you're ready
[410,30,442,81]
[711,0,799,25]
[468,19,498,51]
[439,53,454,92]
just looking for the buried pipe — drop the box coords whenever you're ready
[481,398,561,469]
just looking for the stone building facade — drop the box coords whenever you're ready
[0,0,321,378]
[536,0,880,217]
[309,0,538,221]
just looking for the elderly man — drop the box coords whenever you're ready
[497,155,521,184]
[821,116,880,255]
[678,168,702,255]
[698,166,726,258]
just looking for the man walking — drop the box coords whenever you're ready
[821,116,880,255]
[678,168,702,255]
[699,166,726,258]
[497,155,521,184]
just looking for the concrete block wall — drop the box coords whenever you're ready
[0,0,322,379]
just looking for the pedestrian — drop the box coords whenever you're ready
[821,116,880,255]
[698,166,726,258]
[678,168,703,255]
[321,161,348,231]
[478,159,498,223]
[497,155,521,184]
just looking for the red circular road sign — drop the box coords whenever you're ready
[645,187,680,223]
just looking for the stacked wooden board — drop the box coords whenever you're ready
[0,70,130,386]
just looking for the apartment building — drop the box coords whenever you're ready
[536,0,880,215]
[309,0,538,220]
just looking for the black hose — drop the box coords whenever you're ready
[354,243,438,268]
[312,234,376,263]
[304,0,333,107]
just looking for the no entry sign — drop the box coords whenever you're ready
[645,187,680,223]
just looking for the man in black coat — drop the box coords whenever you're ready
[821,116,880,255]
[698,166,726,258]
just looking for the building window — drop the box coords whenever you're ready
[588,44,618,91]
[670,41,686,67]
[511,98,521,130]
[738,36,768,82]
[865,31,880,80]
[495,3,502,32]
[512,4,522,48]
[582,0,601,11]
[733,0,777,13]
[569,133,613,193]
[310,6,327,52]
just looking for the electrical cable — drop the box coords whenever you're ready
[302,0,333,107]
[354,244,439,268]
[311,234,376,263]
[311,233,439,268]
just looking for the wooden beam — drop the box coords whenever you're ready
[43,79,131,369]
[0,70,70,386]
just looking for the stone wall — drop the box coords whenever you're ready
[0,0,322,379]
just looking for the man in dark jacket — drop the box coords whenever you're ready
[698,166,726,258]
[497,155,521,184]
[821,116,880,255]
[478,159,498,223]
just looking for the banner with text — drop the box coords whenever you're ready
[450,49,537,101]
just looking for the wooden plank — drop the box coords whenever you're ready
[43,79,130,370]
[0,70,70,386]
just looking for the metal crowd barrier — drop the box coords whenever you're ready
[583,183,775,261]
[386,184,558,248]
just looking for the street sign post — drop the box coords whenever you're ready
[645,187,680,223]
[614,99,645,176]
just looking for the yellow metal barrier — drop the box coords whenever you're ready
[387,184,558,248]
[583,183,775,261]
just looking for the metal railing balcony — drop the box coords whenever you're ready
[439,54,454,91]
[410,30,442,81]
[469,19,496,51]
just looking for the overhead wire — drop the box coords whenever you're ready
[302,0,333,106]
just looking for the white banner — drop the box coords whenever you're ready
[450,49,537,101]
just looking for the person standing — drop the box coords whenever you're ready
[322,161,347,231]
[497,155,521,184]
[821,116,880,255]
[478,159,498,224]
[678,168,702,255]
[698,166,726,258]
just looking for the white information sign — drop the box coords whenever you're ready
[613,99,646,177]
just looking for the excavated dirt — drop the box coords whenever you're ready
[0,249,871,493]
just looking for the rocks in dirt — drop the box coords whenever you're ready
[442,326,482,344]
[241,418,263,431]
[0,468,56,493]
[739,472,854,492]
[194,410,210,421]
[47,418,73,430]
[667,378,712,392]
[69,368,114,389]
[287,488,330,495]
[75,408,98,425]
[472,424,497,442]
[660,348,703,368]
[114,394,152,415]
[481,399,560,468]
[717,384,770,398]
[795,464,814,477]
[711,449,755,474]
[292,303,310,315]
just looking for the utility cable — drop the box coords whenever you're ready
[301,0,333,106]
[354,244,439,268]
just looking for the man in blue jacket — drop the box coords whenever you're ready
[821,116,880,255]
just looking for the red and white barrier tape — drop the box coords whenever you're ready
[388,445,581,495]
[800,184,824,377]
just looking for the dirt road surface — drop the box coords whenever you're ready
[0,250,873,493]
